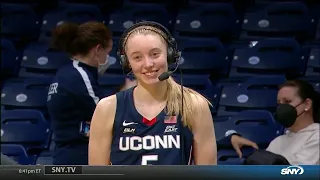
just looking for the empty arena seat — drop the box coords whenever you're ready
[177,38,230,75]
[0,0,46,7]
[108,4,170,37]
[172,74,221,114]
[316,19,320,41]
[230,38,306,78]
[62,0,117,8]
[217,149,253,165]
[173,3,239,39]
[1,109,47,124]
[98,74,126,97]
[123,0,174,6]
[39,3,103,43]
[305,47,320,77]
[215,110,283,147]
[1,81,48,113]
[241,2,316,40]
[1,38,19,75]
[60,3,104,23]
[1,3,38,41]
[4,77,53,89]
[35,150,53,165]
[217,76,286,116]
[20,44,70,77]
[254,0,307,7]
[1,110,51,149]
[1,144,36,165]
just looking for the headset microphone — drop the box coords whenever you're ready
[158,62,180,81]
[158,72,172,81]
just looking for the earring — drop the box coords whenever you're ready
[305,108,308,111]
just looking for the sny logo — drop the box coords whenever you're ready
[281,165,304,175]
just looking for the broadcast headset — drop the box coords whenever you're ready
[116,21,181,81]
[116,21,187,165]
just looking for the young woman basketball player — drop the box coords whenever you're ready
[88,21,217,165]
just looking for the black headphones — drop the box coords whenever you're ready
[116,21,181,71]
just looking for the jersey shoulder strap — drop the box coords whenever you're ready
[113,87,134,134]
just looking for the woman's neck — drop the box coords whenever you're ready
[289,114,314,133]
[134,80,168,105]
[72,54,96,67]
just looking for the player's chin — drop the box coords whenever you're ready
[140,77,160,85]
[140,72,160,83]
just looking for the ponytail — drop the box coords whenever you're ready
[313,91,320,123]
[165,77,212,128]
[51,22,79,55]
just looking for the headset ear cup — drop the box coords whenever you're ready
[120,55,129,70]
[167,47,174,64]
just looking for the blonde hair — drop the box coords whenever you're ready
[123,26,212,127]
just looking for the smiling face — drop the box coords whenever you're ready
[125,29,168,85]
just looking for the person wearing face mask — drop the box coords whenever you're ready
[230,80,320,165]
[47,21,136,165]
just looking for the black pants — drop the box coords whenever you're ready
[53,143,88,165]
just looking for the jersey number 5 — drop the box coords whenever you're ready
[141,155,158,165]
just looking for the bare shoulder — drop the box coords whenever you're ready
[93,94,117,124]
[98,94,117,109]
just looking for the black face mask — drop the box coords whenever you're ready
[275,102,305,128]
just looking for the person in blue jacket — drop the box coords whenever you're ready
[47,21,135,165]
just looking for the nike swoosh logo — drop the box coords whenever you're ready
[123,121,138,126]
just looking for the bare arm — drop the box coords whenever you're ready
[190,95,217,165]
[88,95,117,165]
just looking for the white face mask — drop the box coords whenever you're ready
[98,54,109,76]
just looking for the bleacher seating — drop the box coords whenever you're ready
[173,3,240,40]
[39,3,103,43]
[215,110,283,149]
[98,73,126,97]
[108,4,170,37]
[229,38,306,78]
[217,76,286,116]
[1,78,50,116]
[20,44,70,77]
[240,2,316,41]
[1,3,39,43]
[176,37,230,75]
[1,144,36,165]
[1,38,19,76]
[1,109,51,150]
[108,37,123,73]
[172,74,221,115]
[305,47,320,77]
[1,0,319,165]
